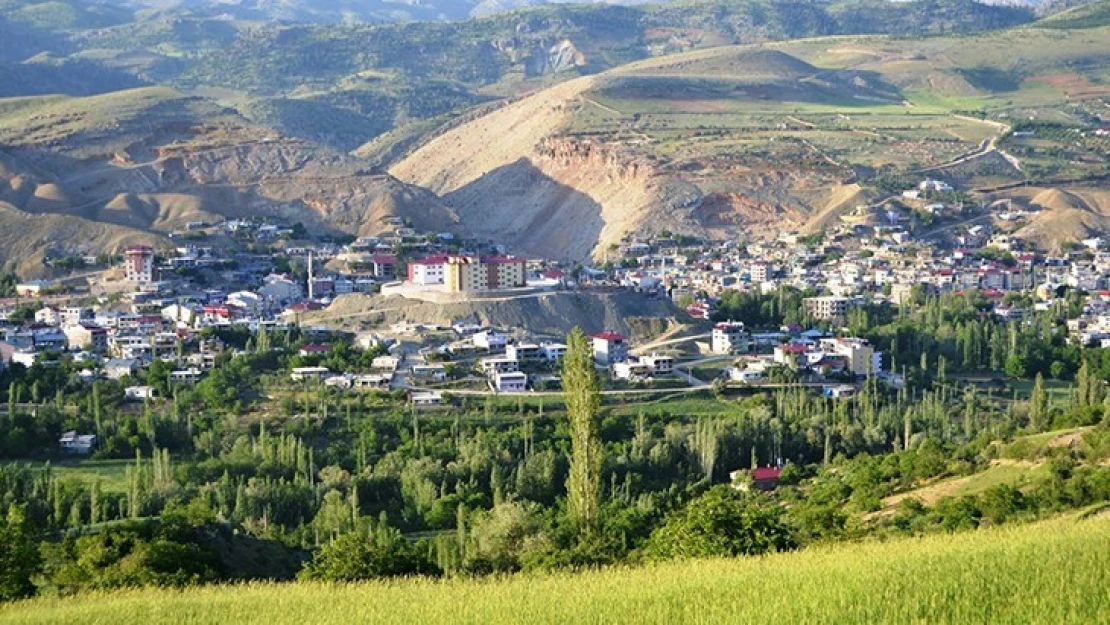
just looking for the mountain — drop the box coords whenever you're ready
[389,16,1110,259]
[0,0,1104,267]
[0,87,456,275]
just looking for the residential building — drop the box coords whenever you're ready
[711,321,751,355]
[124,245,156,283]
[443,255,526,292]
[473,331,508,351]
[408,255,448,286]
[591,331,629,365]
[640,354,675,375]
[506,343,541,362]
[59,431,96,454]
[410,364,446,382]
[804,296,853,320]
[819,337,882,376]
[540,342,567,362]
[65,325,108,352]
[491,371,528,393]
[480,357,520,375]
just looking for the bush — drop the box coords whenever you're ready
[646,486,796,559]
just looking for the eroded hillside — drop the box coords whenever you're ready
[0,87,456,274]
[391,24,1110,259]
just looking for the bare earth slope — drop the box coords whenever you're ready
[0,87,457,272]
[309,289,681,338]
[391,25,1110,260]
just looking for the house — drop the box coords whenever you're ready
[728,367,764,383]
[170,368,203,385]
[819,337,881,376]
[411,391,443,407]
[612,359,653,380]
[640,354,675,375]
[15,280,52,297]
[104,358,138,380]
[773,343,809,368]
[371,355,400,372]
[591,331,629,365]
[352,374,391,390]
[65,325,108,352]
[298,344,331,357]
[540,342,567,362]
[480,357,520,375]
[473,331,508,351]
[291,366,330,381]
[730,466,782,492]
[711,321,751,355]
[372,255,397,280]
[491,370,528,393]
[506,343,542,362]
[124,386,156,401]
[324,375,353,389]
[59,431,97,454]
[408,255,449,286]
[410,364,446,382]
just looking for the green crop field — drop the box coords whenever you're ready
[2,516,1107,624]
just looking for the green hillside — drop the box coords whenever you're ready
[2,516,1107,625]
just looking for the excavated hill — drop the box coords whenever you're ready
[308,289,682,338]
[0,87,457,270]
[388,46,901,260]
[1008,186,1110,250]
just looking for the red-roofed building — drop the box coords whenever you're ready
[409,255,451,286]
[590,331,629,365]
[298,344,331,356]
[751,467,782,490]
[372,255,396,280]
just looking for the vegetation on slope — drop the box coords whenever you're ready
[2,516,1107,625]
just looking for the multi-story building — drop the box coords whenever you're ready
[408,255,448,286]
[444,256,526,292]
[124,246,156,283]
[59,307,94,328]
[506,343,542,362]
[591,331,629,365]
[819,337,882,376]
[803,296,853,320]
[711,320,751,355]
[540,342,567,362]
[750,261,770,283]
[64,325,108,352]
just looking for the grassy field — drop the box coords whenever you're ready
[17,459,133,494]
[2,516,1107,624]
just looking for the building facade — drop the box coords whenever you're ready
[124,246,155,283]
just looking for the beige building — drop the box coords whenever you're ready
[819,337,881,376]
[804,296,853,320]
[444,256,526,292]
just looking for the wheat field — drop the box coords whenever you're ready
[4,516,1108,625]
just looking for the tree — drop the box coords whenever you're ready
[563,327,603,537]
[1030,373,1048,431]
[646,486,796,559]
[0,505,39,602]
[300,520,438,581]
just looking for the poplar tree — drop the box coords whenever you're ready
[563,327,602,536]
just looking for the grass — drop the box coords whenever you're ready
[1007,378,1074,407]
[28,459,132,494]
[2,516,1107,624]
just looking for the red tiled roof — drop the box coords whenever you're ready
[591,331,627,341]
[752,467,781,481]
